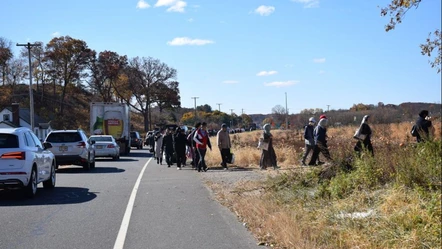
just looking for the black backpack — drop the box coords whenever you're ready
[410,124,419,137]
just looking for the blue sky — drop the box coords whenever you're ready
[1,0,441,115]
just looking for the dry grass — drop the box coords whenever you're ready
[203,121,442,249]
[206,121,441,169]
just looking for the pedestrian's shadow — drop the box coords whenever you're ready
[208,166,256,172]
[56,166,125,174]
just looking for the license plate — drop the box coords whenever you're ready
[96,145,103,149]
[59,145,68,152]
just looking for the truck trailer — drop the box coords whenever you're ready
[90,102,131,155]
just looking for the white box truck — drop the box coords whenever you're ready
[90,102,131,155]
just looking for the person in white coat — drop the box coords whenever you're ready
[154,131,164,164]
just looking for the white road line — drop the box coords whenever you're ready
[113,158,152,249]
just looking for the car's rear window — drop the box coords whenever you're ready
[0,134,19,148]
[90,137,112,142]
[130,132,138,138]
[46,132,82,143]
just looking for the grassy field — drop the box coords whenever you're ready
[204,121,441,249]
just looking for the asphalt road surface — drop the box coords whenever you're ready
[0,149,263,249]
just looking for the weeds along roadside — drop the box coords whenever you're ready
[204,121,442,248]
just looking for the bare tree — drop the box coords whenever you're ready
[271,104,287,126]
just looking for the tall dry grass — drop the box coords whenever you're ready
[206,121,441,169]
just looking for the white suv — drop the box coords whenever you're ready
[0,127,56,198]
[45,129,96,170]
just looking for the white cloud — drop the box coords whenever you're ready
[51,31,61,37]
[292,0,320,8]
[319,70,326,74]
[257,70,278,76]
[313,58,326,63]
[136,0,150,9]
[264,80,299,87]
[222,80,239,84]
[254,5,275,16]
[155,0,187,12]
[167,37,214,46]
[187,18,194,22]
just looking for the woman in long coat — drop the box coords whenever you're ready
[154,131,164,164]
[259,123,278,170]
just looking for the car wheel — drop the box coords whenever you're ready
[83,154,91,170]
[24,167,37,198]
[90,154,96,169]
[43,162,56,189]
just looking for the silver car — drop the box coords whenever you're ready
[0,127,56,198]
[89,135,120,160]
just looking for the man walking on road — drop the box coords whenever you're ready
[162,129,175,167]
[216,123,231,170]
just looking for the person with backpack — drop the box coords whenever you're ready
[354,115,373,156]
[301,117,316,166]
[413,110,434,143]
[193,122,212,172]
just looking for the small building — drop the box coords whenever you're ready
[0,103,53,141]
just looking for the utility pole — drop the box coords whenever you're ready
[241,109,244,115]
[285,92,288,129]
[229,109,234,128]
[327,105,330,112]
[17,42,41,133]
[191,96,199,120]
[216,103,222,112]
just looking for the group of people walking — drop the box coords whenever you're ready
[148,109,434,171]
[151,121,232,172]
[300,110,435,166]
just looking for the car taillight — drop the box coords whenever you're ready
[1,152,26,160]
[77,142,86,148]
[107,144,115,148]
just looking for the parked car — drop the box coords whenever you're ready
[130,131,143,149]
[0,127,56,198]
[89,135,120,160]
[44,129,96,170]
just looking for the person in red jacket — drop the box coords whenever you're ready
[193,122,212,172]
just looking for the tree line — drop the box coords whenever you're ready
[0,36,180,131]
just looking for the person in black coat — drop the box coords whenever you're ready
[354,115,374,156]
[174,127,188,170]
[162,129,175,167]
[414,110,434,143]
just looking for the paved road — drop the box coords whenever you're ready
[0,149,263,249]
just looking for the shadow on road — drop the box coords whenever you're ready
[96,158,139,162]
[56,166,125,174]
[127,151,154,158]
[0,187,97,206]
[207,166,256,172]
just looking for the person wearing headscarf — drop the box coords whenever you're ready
[154,131,164,164]
[301,117,316,166]
[354,115,374,156]
[259,123,278,170]
[308,115,332,165]
[414,110,434,143]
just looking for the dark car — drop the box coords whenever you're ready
[130,131,143,149]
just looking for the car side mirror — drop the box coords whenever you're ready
[43,142,53,150]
